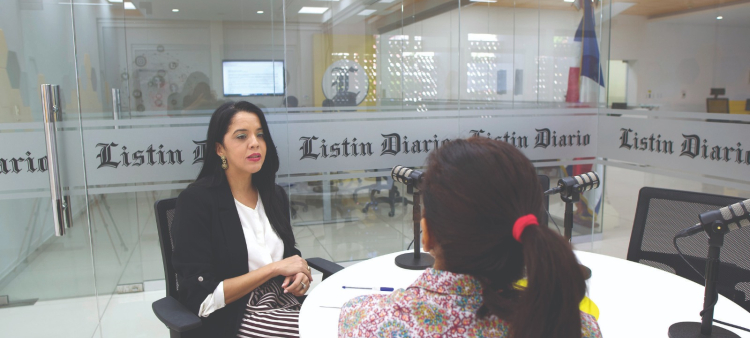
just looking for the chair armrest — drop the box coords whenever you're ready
[152,296,202,332]
[307,257,344,280]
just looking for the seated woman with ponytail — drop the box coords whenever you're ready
[338,137,601,338]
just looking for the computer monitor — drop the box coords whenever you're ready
[745,99,750,112]
[710,88,726,96]
[706,98,729,114]
[222,60,285,96]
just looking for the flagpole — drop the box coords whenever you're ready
[578,0,586,103]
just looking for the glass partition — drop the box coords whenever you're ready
[0,0,621,336]
[0,0,100,336]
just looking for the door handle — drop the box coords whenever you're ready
[41,84,72,236]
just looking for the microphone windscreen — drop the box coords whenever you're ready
[574,172,599,192]
[722,199,750,231]
[392,165,412,184]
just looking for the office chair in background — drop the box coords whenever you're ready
[353,175,411,217]
[627,187,750,312]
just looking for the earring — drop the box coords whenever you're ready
[220,155,228,170]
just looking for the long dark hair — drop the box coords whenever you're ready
[193,101,294,250]
[421,137,586,338]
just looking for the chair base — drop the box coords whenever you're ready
[669,322,740,338]
[395,252,434,270]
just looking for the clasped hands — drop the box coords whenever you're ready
[275,255,313,296]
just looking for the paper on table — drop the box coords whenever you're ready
[319,288,393,309]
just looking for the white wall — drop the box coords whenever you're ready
[103,20,323,111]
[610,14,750,111]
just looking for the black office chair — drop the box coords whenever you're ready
[353,176,411,217]
[152,198,345,337]
[626,187,750,312]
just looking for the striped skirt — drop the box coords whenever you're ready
[236,279,301,338]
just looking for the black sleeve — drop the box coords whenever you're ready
[171,186,222,316]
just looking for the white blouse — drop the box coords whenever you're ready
[197,195,285,317]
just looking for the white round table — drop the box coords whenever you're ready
[300,251,750,337]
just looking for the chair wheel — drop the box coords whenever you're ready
[362,208,368,213]
[388,211,395,217]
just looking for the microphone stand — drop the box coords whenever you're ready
[668,221,739,338]
[558,187,592,280]
[395,184,435,270]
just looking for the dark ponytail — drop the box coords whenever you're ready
[421,137,586,338]
[512,226,586,338]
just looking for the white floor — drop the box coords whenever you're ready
[2,166,748,337]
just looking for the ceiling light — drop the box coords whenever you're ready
[379,0,395,2]
[716,15,723,19]
[107,0,123,3]
[358,9,377,16]
[298,7,328,14]
[257,10,264,14]
[564,0,575,2]
[172,8,179,12]
[470,0,497,2]
[123,1,135,10]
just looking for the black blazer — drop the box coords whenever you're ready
[171,178,300,338]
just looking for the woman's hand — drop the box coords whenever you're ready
[273,255,313,282]
[281,272,310,296]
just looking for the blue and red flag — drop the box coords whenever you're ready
[566,0,605,104]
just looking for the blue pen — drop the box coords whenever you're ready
[342,286,394,292]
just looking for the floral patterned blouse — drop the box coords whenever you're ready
[338,268,602,338]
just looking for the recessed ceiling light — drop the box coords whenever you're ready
[257,10,264,14]
[172,8,179,12]
[298,7,328,14]
[564,0,575,2]
[358,9,377,16]
[379,0,395,2]
[716,15,723,19]
[107,0,123,3]
[123,1,136,10]
[470,0,497,2]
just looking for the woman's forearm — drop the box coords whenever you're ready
[223,262,278,304]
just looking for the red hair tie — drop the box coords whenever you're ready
[512,214,538,242]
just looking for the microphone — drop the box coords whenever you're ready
[391,165,435,270]
[391,165,424,186]
[676,199,750,237]
[544,172,600,196]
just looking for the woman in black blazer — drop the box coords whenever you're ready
[172,101,312,338]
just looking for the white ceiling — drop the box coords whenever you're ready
[126,0,750,28]
[134,0,399,24]
[652,2,750,27]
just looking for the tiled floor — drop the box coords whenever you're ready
[2,166,748,337]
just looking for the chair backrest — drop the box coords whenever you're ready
[627,187,750,312]
[538,174,550,228]
[154,198,179,299]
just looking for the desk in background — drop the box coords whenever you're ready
[300,251,750,337]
